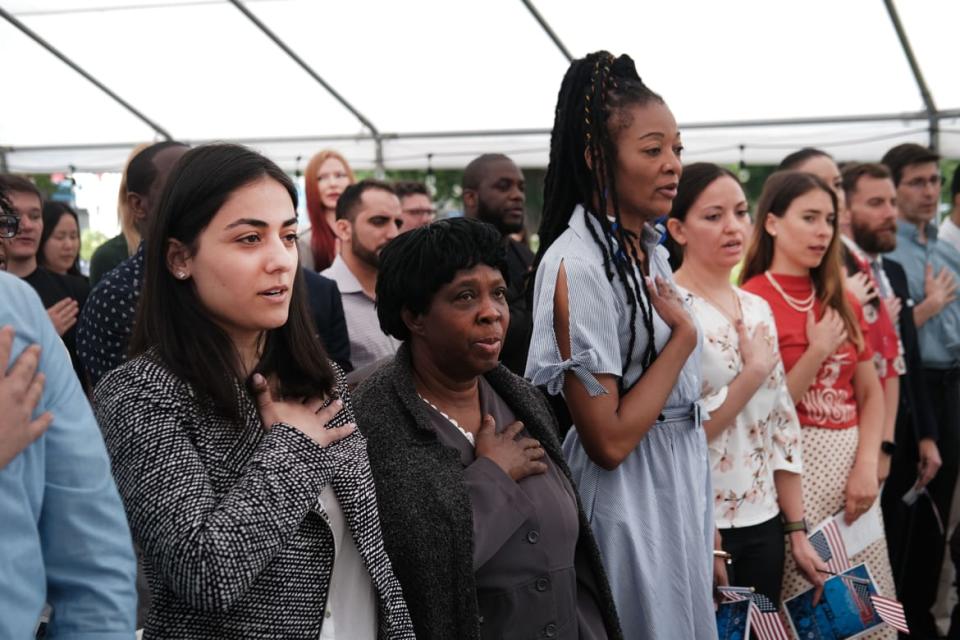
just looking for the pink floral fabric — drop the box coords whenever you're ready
[682,287,803,529]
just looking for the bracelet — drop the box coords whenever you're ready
[782,519,808,534]
[713,549,732,565]
[881,440,897,456]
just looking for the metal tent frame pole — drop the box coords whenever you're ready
[0,5,172,141]
[883,0,939,151]
[520,0,573,62]
[227,0,384,175]
[5,108,959,159]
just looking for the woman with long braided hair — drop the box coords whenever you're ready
[526,52,716,638]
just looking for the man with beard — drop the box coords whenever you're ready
[884,143,960,638]
[462,154,532,376]
[843,163,944,634]
[323,179,402,371]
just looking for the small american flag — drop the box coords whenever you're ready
[718,586,750,603]
[809,520,850,573]
[871,594,910,634]
[841,575,876,627]
[748,592,789,640]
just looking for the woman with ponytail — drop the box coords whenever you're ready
[525,51,716,638]
[299,150,355,271]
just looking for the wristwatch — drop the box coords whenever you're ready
[881,440,897,456]
[782,518,808,534]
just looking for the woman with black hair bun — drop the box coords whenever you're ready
[94,143,414,639]
[525,51,716,638]
[667,163,828,607]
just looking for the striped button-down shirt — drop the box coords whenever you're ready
[322,255,399,371]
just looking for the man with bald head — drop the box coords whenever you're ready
[462,153,532,376]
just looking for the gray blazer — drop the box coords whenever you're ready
[95,353,415,639]
[354,344,622,640]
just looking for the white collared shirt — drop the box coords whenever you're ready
[939,217,960,256]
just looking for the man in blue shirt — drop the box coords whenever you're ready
[0,271,137,638]
[884,143,960,638]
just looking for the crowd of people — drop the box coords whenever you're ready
[2,49,960,639]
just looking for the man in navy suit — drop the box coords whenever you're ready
[301,268,352,372]
[842,162,942,636]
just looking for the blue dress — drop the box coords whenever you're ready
[526,205,716,639]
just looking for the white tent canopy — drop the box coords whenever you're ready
[2,0,958,173]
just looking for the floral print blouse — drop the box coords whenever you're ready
[680,286,803,529]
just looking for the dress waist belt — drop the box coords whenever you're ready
[657,404,700,426]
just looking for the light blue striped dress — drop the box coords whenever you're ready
[526,205,716,639]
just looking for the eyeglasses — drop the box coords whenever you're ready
[903,175,943,190]
[403,208,437,218]
[0,214,19,239]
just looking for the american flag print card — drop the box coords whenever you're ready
[783,563,890,639]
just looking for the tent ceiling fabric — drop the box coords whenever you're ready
[2,0,958,173]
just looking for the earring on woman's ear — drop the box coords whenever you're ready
[177,271,187,280]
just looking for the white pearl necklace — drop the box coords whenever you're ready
[764,271,816,313]
[417,394,476,446]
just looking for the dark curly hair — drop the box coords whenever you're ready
[376,217,508,341]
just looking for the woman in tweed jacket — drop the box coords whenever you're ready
[94,144,414,639]
[354,218,621,640]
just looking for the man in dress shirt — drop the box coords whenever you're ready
[882,144,960,638]
[843,162,943,634]
[462,154,533,377]
[0,271,137,638]
[322,180,402,373]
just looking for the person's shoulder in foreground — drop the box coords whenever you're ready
[77,247,143,386]
[0,271,137,639]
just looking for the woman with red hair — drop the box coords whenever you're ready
[299,150,355,271]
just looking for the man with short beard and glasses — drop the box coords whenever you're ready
[322,179,402,372]
[462,154,533,376]
[842,162,944,635]
[883,143,960,638]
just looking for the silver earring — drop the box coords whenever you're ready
[177,271,187,279]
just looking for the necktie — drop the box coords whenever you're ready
[871,259,892,299]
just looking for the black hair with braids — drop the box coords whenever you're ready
[536,50,666,378]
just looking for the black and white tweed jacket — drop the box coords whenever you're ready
[94,352,415,639]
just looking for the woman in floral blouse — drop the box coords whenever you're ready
[667,163,826,605]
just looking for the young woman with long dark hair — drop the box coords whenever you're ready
[525,51,715,638]
[38,201,84,278]
[741,171,897,636]
[94,144,413,639]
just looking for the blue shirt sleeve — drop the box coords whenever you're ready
[0,272,137,639]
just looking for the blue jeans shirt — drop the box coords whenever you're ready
[0,271,136,639]
[887,219,960,369]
